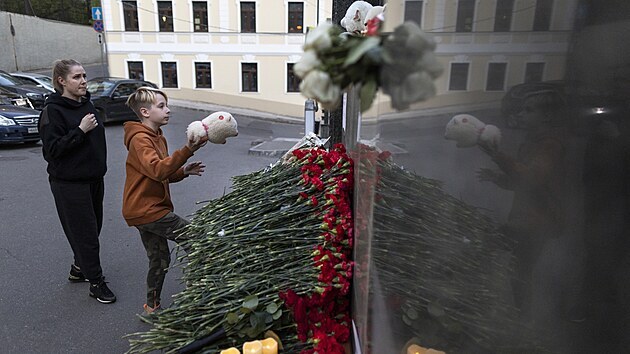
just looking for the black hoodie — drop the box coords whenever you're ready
[39,91,107,182]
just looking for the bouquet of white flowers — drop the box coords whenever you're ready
[295,19,443,112]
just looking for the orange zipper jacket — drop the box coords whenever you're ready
[122,122,193,226]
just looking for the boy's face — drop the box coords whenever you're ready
[142,93,170,127]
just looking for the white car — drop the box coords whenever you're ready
[10,72,55,93]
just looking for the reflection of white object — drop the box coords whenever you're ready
[364,4,386,25]
[444,114,502,148]
[186,111,239,145]
[340,1,373,33]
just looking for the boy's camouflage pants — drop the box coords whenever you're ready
[136,212,190,307]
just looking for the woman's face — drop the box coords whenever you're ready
[59,65,87,101]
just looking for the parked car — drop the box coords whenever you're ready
[0,71,50,110]
[10,72,55,93]
[0,104,41,145]
[87,77,158,123]
[0,86,34,109]
[500,80,627,129]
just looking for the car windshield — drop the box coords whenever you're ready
[37,76,53,86]
[87,80,116,95]
[0,73,22,86]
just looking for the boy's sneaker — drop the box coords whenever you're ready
[89,279,116,304]
[140,303,162,322]
[68,264,89,283]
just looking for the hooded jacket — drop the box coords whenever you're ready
[122,121,194,226]
[39,91,107,182]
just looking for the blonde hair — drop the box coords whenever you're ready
[126,86,168,118]
[52,59,82,93]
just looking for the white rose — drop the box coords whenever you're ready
[300,70,341,110]
[304,23,333,52]
[293,50,322,78]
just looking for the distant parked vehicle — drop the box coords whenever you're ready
[87,77,158,123]
[0,71,50,110]
[501,80,627,129]
[10,72,55,93]
[0,86,34,109]
[0,104,41,145]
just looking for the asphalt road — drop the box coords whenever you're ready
[0,106,301,354]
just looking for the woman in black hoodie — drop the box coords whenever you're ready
[39,59,115,304]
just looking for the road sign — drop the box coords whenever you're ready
[93,20,104,33]
[97,33,103,44]
[92,7,102,21]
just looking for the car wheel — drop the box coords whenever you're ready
[505,114,520,129]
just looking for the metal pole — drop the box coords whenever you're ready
[329,0,382,147]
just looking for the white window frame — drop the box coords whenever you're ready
[124,59,147,80]
[193,60,214,90]
[447,61,471,91]
[188,0,212,32]
[485,62,509,91]
[239,60,260,93]
[158,60,180,89]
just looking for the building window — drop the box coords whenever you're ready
[494,0,514,32]
[158,1,174,32]
[241,2,256,33]
[533,0,553,31]
[193,1,208,32]
[161,62,178,88]
[287,63,300,92]
[456,0,475,32]
[486,63,507,91]
[122,1,139,31]
[241,63,258,92]
[449,63,469,91]
[127,61,144,80]
[195,62,212,88]
[288,2,304,33]
[524,62,545,82]
[404,0,423,28]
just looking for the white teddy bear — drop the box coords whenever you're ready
[340,1,373,33]
[186,111,238,145]
[444,114,502,148]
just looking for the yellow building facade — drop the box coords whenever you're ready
[102,0,577,118]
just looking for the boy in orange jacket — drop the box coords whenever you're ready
[122,86,207,316]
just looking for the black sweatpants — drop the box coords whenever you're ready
[50,179,104,283]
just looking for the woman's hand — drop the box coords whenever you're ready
[78,113,98,133]
[184,161,206,176]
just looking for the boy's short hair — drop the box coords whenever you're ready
[126,87,168,118]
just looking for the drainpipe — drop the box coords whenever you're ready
[9,14,19,71]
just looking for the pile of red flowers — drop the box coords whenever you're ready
[280,143,354,354]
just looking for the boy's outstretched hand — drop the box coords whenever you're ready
[186,135,208,152]
[184,161,206,176]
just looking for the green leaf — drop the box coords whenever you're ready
[272,308,283,320]
[250,313,261,327]
[343,37,380,67]
[226,312,240,325]
[266,302,279,314]
[243,295,259,310]
[402,313,412,326]
[360,79,378,112]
